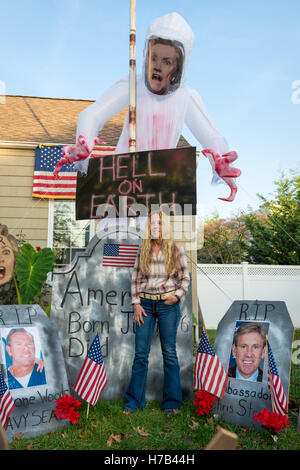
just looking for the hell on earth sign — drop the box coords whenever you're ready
[76,147,197,220]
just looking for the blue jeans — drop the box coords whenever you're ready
[124,298,182,411]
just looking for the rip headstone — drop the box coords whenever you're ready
[0,304,71,443]
[213,300,294,428]
[50,226,193,401]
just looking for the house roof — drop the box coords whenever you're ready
[0,95,190,147]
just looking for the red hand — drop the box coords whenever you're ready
[202,149,241,202]
[53,135,106,179]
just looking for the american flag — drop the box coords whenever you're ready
[73,333,107,406]
[267,340,288,416]
[32,144,115,199]
[0,372,15,429]
[194,330,228,398]
[102,243,139,267]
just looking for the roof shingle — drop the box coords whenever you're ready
[0,95,189,147]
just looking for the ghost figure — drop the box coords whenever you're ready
[54,12,241,201]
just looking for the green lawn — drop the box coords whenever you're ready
[8,398,299,451]
[7,329,300,451]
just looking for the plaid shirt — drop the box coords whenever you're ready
[131,244,190,304]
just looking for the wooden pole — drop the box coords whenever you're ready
[129,0,136,152]
[266,336,275,413]
[0,423,9,450]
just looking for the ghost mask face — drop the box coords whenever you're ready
[145,38,184,95]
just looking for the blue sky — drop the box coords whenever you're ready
[1,0,299,220]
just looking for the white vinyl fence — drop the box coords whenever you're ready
[196,262,300,329]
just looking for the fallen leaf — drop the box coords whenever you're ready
[13,432,24,441]
[189,420,199,430]
[107,434,122,447]
[25,442,40,450]
[207,417,214,427]
[135,426,150,437]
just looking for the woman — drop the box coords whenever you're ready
[124,211,190,415]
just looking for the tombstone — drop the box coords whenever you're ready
[50,225,193,402]
[0,304,71,443]
[213,300,294,428]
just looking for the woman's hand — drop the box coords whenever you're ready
[133,303,147,326]
[163,295,179,305]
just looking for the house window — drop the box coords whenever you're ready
[52,200,94,268]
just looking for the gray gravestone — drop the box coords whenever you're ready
[0,304,71,443]
[213,300,294,428]
[50,226,193,402]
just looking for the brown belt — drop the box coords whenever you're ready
[139,291,176,301]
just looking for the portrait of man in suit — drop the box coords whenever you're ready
[228,322,268,382]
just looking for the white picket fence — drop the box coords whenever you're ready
[196,262,300,329]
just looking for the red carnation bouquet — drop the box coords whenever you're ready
[252,408,291,437]
[54,394,82,424]
[193,390,216,417]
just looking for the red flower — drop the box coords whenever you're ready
[253,408,291,434]
[36,246,41,251]
[193,390,216,416]
[54,394,82,424]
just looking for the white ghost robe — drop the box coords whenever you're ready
[75,12,229,176]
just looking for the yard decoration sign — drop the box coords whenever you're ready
[75,147,197,220]
[0,304,71,443]
[213,300,294,429]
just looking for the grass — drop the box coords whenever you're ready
[7,329,300,451]
[8,399,300,451]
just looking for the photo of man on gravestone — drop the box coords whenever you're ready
[1,327,47,390]
[228,322,269,382]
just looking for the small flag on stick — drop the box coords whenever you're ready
[194,330,228,398]
[267,340,288,416]
[0,372,15,429]
[73,333,107,406]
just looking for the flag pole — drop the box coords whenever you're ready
[266,336,275,413]
[86,328,100,419]
[129,0,136,152]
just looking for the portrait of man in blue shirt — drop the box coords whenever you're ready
[4,327,46,390]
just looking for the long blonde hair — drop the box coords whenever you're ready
[139,211,179,276]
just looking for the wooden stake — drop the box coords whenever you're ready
[266,336,275,413]
[205,426,237,451]
[129,0,136,152]
[0,423,9,450]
